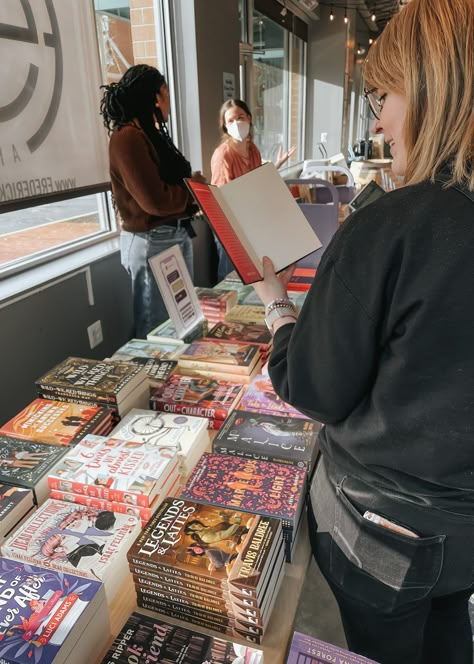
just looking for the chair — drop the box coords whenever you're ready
[300,164,356,204]
[285,177,340,269]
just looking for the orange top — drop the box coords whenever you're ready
[210,141,262,186]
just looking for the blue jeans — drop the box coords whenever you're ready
[213,232,234,282]
[308,459,474,664]
[120,224,193,338]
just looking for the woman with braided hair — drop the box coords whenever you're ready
[100,64,206,337]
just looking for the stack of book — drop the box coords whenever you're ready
[176,339,263,384]
[147,317,208,344]
[205,321,273,364]
[212,410,320,473]
[47,434,181,525]
[35,357,149,418]
[112,337,184,361]
[150,375,244,430]
[0,437,68,504]
[182,453,307,563]
[0,398,114,447]
[101,611,263,664]
[110,356,178,392]
[225,305,266,326]
[128,497,284,644]
[286,631,380,664]
[240,373,310,419]
[1,498,141,602]
[287,267,316,292]
[195,288,238,324]
[0,557,109,664]
[0,484,35,544]
[109,408,210,480]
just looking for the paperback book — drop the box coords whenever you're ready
[150,375,244,429]
[109,357,178,390]
[177,340,262,376]
[286,631,380,664]
[112,338,184,361]
[147,317,209,344]
[0,485,34,543]
[0,557,106,664]
[241,374,310,419]
[100,611,263,664]
[0,399,114,447]
[2,499,141,600]
[205,321,271,349]
[0,438,68,505]
[212,410,320,470]
[47,434,178,507]
[224,305,266,326]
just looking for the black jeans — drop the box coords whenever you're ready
[308,460,474,664]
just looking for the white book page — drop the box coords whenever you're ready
[219,163,322,272]
[211,187,261,268]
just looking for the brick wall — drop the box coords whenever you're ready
[130,0,159,67]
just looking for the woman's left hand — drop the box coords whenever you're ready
[252,256,296,308]
[275,145,297,170]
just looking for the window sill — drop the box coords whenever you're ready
[0,236,120,305]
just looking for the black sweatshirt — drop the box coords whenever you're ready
[269,178,474,511]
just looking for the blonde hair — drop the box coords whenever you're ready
[363,0,473,190]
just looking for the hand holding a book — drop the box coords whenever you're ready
[252,256,296,307]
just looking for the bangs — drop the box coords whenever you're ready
[362,19,404,94]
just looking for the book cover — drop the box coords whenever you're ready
[195,288,238,308]
[49,489,156,524]
[147,317,208,344]
[185,163,321,285]
[113,338,184,361]
[128,497,281,597]
[0,399,113,447]
[241,374,310,419]
[47,435,177,507]
[0,557,103,664]
[36,358,145,401]
[150,375,244,422]
[225,306,266,326]
[206,322,271,348]
[182,454,306,525]
[0,486,34,537]
[0,438,67,496]
[100,611,263,663]
[213,410,320,469]
[110,408,208,453]
[2,499,139,581]
[286,632,380,664]
[178,340,261,374]
[111,357,178,387]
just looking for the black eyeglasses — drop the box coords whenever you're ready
[364,88,386,120]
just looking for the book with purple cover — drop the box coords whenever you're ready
[286,632,380,664]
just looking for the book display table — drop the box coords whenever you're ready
[97,516,312,664]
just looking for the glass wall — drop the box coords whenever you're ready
[250,9,306,164]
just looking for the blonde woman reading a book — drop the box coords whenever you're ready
[252,0,474,662]
[210,99,296,281]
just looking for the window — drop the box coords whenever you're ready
[251,10,306,164]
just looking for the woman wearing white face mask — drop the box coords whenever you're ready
[210,99,295,281]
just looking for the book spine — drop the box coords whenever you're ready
[211,443,307,469]
[136,582,231,615]
[128,556,222,589]
[132,574,228,611]
[49,489,152,522]
[47,477,151,508]
[150,399,229,422]
[36,383,118,403]
[0,549,91,579]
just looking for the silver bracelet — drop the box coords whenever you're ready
[265,298,296,316]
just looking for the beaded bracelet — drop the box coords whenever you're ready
[265,297,297,316]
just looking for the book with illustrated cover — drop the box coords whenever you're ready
[224,305,266,326]
[100,611,263,664]
[47,434,178,508]
[0,399,114,447]
[178,340,261,375]
[185,163,321,285]
[0,557,106,664]
[0,438,68,505]
[150,375,244,425]
[113,338,185,361]
[109,356,178,390]
[36,357,146,405]
[128,497,281,599]
[195,287,238,309]
[286,632,380,664]
[213,410,320,470]
[182,454,306,529]
[2,499,140,598]
[241,374,310,419]
[147,317,208,344]
[0,485,34,542]
[205,321,272,349]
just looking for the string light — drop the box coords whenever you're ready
[344,8,348,23]
[329,5,335,20]
[371,3,376,21]
[369,37,374,44]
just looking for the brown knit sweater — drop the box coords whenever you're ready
[109,124,196,233]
